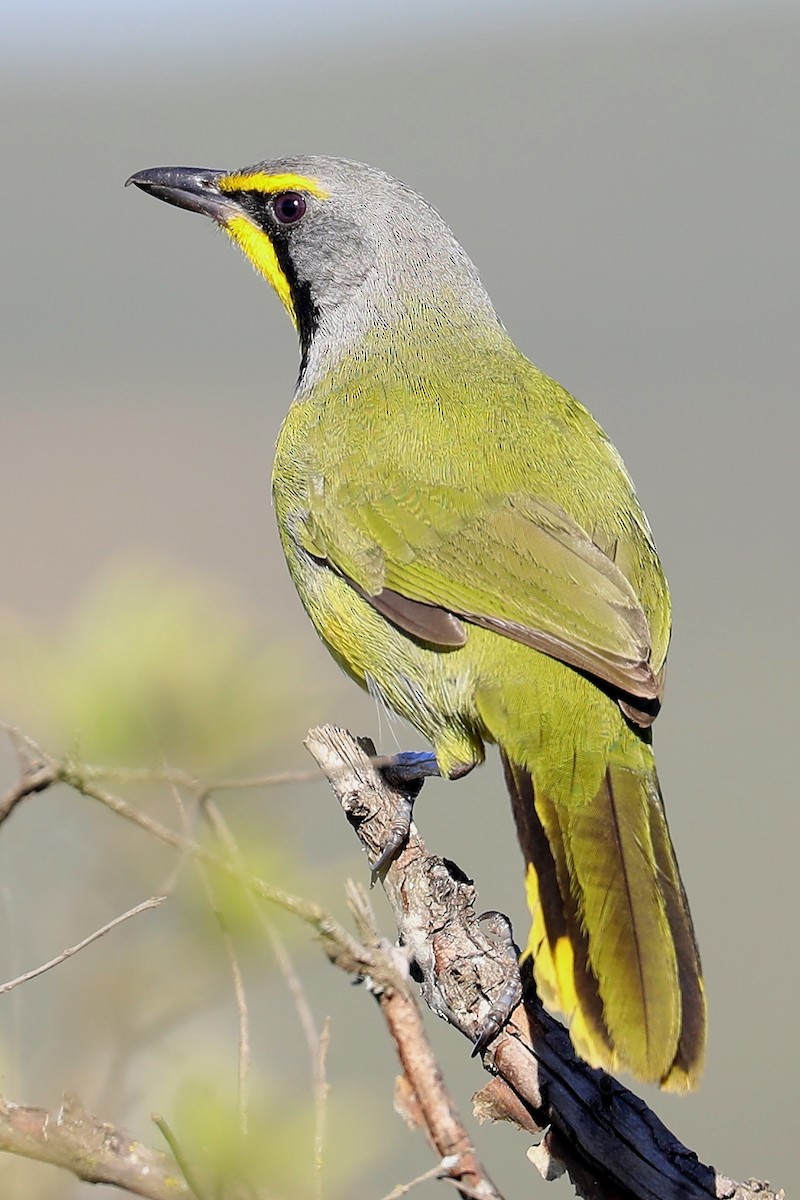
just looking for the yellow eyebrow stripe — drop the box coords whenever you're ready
[224,215,297,328]
[218,171,329,198]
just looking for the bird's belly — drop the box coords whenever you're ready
[286,547,488,776]
[285,544,633,793]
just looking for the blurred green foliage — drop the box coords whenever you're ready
[171,1067,385,1199]
[0,558,306,771]
[0,560,393,1198]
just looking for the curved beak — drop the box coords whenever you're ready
[125,166,236,223]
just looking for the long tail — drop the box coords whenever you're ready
[501,752,706,1090]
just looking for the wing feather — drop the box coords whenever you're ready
[302,482,661,702]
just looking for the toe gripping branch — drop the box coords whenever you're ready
[370,750,440,873]
[472,912,524,1055]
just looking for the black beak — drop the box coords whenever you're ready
[125,166,236,223]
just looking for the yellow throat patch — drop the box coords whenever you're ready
[217,171,329,327]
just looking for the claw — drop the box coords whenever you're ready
[368,791,414,873]
[471,911,523,1056]
[368,752,440,872]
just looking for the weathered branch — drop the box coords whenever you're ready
[0,727,783,1198]
[304,724,784,1200]
[345,880,503,1200]
[0,1094,191,1199]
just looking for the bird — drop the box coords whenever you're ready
[127,155,706,1090]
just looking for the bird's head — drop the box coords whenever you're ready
[126,155,499,377]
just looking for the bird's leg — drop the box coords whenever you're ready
[367,752,440,873]
[381,750,476,786]
[381,750,441,787]
[371,751,478,871]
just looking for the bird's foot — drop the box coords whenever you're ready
[368,791,413,874]
[381,750,441,789]
[368,751,440,873]
[471,911,523,1056]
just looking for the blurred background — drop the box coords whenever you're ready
[1,0,797,1195]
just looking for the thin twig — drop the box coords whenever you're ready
[156,782,202,896]
[203,796,331,1152]
[202,797,328,1180]
[314,1016,331,1200]
[379,973,500,1200]
[224,928,251,1136]
[0,896,166,994]
[379,1157,459,1200]
[0,724,56,820]
[80,763,325,792]
[268,924,323,1078]
[169,784,252,1136]
[151,1112,210,1200]
[196,798,258,1136]
[0,748,56,821]
[269,923,331,1189]
[190,860,252,1137]
[78,755,407,794]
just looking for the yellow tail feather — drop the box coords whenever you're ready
[502,752,706,1089]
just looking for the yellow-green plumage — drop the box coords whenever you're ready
[273,323,704,1087]
[128,155,706,1089]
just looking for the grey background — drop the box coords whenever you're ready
[1,2,797,1196]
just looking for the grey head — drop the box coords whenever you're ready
[127,155,505,386]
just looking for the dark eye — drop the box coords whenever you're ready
[273,191,307,225]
